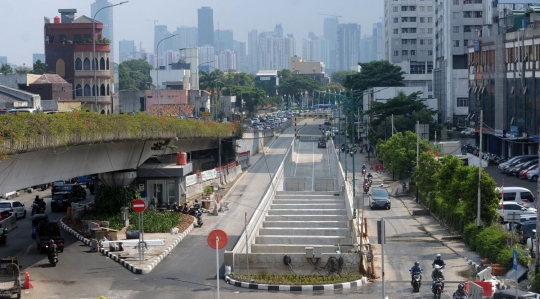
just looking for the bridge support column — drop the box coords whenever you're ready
[99,171,137,186]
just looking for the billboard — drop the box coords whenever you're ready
[496,0,540,3]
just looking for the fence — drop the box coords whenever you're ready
[237,151,250,169]
[0,214,17,232]
[185,165,242,198]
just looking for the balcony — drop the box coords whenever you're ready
[75,96,111,104]
[75,70,111,78]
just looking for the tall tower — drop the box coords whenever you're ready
[198,7,214,46]
[323,17,339,74]
[91,0,114,61]
[248,29,259,74]
[336,23,361,71]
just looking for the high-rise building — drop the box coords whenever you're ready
[302,36,329,68]
[248,29,259,74]
[33,54,45,64]
[119,40,135,63]
[259,35,295,71]
[198,46,215,70]
[218,50,236,71]
[384,0,434,100]
[233,40,247,72]
[359,35,372,63]
[174,26,198,51]
[274,24,283,38]
[91,0,114,61]
[214,30,233,53]
[434,0,487,125]
[154,25,174,56]
[323,17,339,74]
[337,23,361,71]
[198,7,214,46]
[371,22,384,61]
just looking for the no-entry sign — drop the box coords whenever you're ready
[132,199,146,213]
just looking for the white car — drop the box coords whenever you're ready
[527,168,539,182]
[497,202,537,223]
[0,200,27,219]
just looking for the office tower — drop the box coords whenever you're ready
[274,24,283,38]
[33,54,45,64]
[198,7,214,46]
[119,40,135,63]
[434,0,486,125]
[323,17,339,74]
[248,29,259,74]
[154,25,174,60]
[359,36,372,63]
[302,36,329,68]
[336,23,361,71]
[218,50,236,71]
[372,22,384,61]
[198,46,215,70]
[0,56,6,65]
[214,30,234,53]
[233,40,247,72]
[174,26,198,51]
[384,0,434,99]
[91,0,114,61]
[259,35,295,71]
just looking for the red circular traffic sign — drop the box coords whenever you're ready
[207,229,228,249]
[132,199,146,213]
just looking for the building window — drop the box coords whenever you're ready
[419,6,425,12]
[427,6,433,12]
[59,34,66,43]
[402,39,408,45]
[92,84,97,97]
[84,58,90,70]
[106,58,109,70]
[83,34,91,42]
[92,58,98,70]
[402,50,408,56]
[410,39,416,44]
[75,84,82,97]
[411,50,417,55]
[394,29,399,34]
[74,34,81,43]
[393,51,399,56]
[428,28,433,34]
[394,17,399,23]
[100,84,106,96]
[428,39,433,45]
[410,62,426,74]
[75,58,82,70]
[457,97,469,107]
[453,0,459,4]
[401,6,408,11]
[453,40,460,47]
[427,62,433,74]
[107,84,110,96]
[100,58,105,70]
[84,84,91,96]
[419,28,426,34]
[420,39,425,45]
[453,26,460,33]
[428,50,433,56]
[420,17,425,23]
[409,6,416,11]
[393,6,398,12]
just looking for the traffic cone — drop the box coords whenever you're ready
[23,272,33,289]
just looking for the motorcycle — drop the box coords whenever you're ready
[453,294,468,299]
[363,182,370,194]
[194,208,204,227]
[410,270,422,292]
[362,168,366,176]
[432,278,444,299]
[46,246,58,267]
[31,203,46,216]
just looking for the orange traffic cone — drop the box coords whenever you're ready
[23,272,33,289]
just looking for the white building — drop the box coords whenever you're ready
[218,50,236,71]
[259,35,295,70]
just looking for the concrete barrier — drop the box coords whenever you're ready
[0,214,17,232]
[412,209,430,216]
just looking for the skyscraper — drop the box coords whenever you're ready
[233,40,247,72]
[214,30,234,53]
[336,23,361,71]
[154,25,174,61]
[371,22,384,61]
[323,17,339,74]
[218,50,236,71]
[302,35,329,68]
[259,35,295,71]
[119,40,135,63]
[174,26,198,51]
[248,29,259,74]
[91,0,114,61]
[198,7,214,46]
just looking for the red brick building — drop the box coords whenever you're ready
[45,9,112,113]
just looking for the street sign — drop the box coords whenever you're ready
[208,229,228,249]
[132,199,146,213]
[513,249,518,271]
[201,112,212,117]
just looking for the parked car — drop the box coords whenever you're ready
[0,200,26,219]
[513,221,537,244]
[57,184,86,201]
[528,167,539,182]
[496,186,536,207]
[506,159,538,176]
[519,164,538,179]
[497,202,537,223]
[370,187,391,210]
[492,289,538,299]
[500,155,538,172]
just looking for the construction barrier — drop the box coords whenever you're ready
[375,164,384,171]
[464,280,493,297]
[0,214,17,232]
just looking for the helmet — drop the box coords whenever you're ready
[436,253,441,259]
[458,283,464,289]
[414,261,419,266]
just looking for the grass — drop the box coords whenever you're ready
[229,273,363,285]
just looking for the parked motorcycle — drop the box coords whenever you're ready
[410,270,422,292]
[175,202,204,227]
[432,278,444,299]
[46,245,58,267]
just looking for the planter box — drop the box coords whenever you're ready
[491,266,507,276]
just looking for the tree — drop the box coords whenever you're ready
[330,70,356,85]
[32,59,46,75]
[323,82,345,92]
[343,60,405,91]
[200,70,226,120]
[412,151,441,198]
[276,74,321,100]
[118,59,153,91]
[379,131,429,179]
[15,66,31,74]
[0,64,12,74]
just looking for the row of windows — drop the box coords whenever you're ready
[393,50,433,56]
[454,0,482,4]
[394,17,433,23]
[75,84,110,97]
[46,34,99,44]
[400,39,433,45]
[392,5,433,12]
[457,97,469,107]
[394,28,433,34]
[410,62,434,74]
[75,57,110,71]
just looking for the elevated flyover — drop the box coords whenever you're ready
[226,119,366,275]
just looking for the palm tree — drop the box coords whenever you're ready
[199,70,225,120]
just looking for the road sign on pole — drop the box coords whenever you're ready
[132,199,146,213]
[208,229,228,299]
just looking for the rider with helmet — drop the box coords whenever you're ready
[409,261,422,281]
[47,239,58,260]
[432,253,446,268]
[431,265,445,292]
[453,283,468,298]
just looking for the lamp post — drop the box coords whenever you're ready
[155,34,178,116]
[93,1,128,112]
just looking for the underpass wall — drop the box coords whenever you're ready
[236,131,274,156]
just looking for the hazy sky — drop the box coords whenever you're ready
[2,0,383,66]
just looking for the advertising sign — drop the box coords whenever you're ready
[185,174,197,187]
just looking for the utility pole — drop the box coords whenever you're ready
[416,121,419,202]
[477,110,483,228]
[536,124,540,273]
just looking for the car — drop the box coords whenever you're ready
[324,119,331,126]
[318,138,327,148]
[519,164,538,179]
[50,192,72,212]
[58,184,86,201]
[51,180,68,194]
[513,221,537,244]
[492,289,538,299]
[506,160,538,176]
[497,202,537,223]
[499,155,538,172]
[0,200,26,219]
[527,167,539,182]
[370,187,391,210]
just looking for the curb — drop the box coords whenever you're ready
[224,275,368,291]
[60,216,195,274]
[464,257,483,272]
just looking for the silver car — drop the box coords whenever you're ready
[370,188,391,210]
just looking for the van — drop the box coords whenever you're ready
[496,186,536,207]
[6,108,40,114]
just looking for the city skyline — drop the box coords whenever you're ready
[1,0,383,66]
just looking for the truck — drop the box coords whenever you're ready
[35,222,64,254]
[0,257,22,299]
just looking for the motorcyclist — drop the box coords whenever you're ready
[432,253,446,268]
[37,197,46,213]
[453,283,468,299]
[367,172,373,183]
[409,261,422,281]
[47,239,58,260]
[431,265,445,293]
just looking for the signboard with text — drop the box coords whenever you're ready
[201,112,212,117]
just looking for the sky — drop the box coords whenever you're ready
[1,0,384,66]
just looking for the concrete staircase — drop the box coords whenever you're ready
[251,191,352,254]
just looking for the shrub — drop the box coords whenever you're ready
[496,247,528,270]
[128,211,181,233]
[203,185,213,195]
[96,185,140,214]
[463,222,479,251]
[475,226,506,262]
[531,272,540,293]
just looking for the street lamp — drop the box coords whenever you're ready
[155,34,178,116]
[93,1,128,112]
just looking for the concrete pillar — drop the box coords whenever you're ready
[174,178,181,205]
[99,171,137,186]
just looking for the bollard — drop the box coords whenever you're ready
[23,272,33,289]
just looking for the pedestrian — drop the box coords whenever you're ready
[149,197,156,210]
